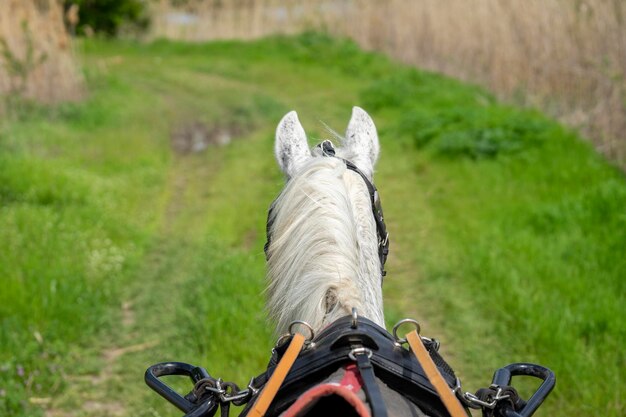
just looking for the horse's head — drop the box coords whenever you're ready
[274,107,380,181]
[265,107,388,335]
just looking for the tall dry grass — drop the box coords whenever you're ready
[345,0,626,167]
[0,0,83,108]
[150,0,626,167]
[149,0,319,40]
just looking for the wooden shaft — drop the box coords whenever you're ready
[248,333,305,417]
[406,330,467,417]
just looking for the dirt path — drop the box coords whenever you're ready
[43,151,222,417]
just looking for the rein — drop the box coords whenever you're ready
[317,140,389,278]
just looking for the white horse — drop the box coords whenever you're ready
[265,107,386,336]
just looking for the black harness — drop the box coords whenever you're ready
[239,315,457,417]
[265,140,390,278]
[146,314,556,417]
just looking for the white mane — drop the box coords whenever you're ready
[266,108,385,335]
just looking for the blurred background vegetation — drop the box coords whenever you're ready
[1,0,624,166]
[63,0,149,36]
[0,1,624,417]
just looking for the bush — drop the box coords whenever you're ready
[65,0,149,36]
[361,70,549,159]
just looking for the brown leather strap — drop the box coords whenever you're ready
[248,333,305,417]
[406,330,467,417]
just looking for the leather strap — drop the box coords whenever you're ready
[406,330,467,417]
[248,333,305,417]
[354,352,388,417]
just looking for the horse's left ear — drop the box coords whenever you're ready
[344,106,380,178]
[275,111,311,179]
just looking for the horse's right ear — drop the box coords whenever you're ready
[344,106,379,179]
[275,111,310,178]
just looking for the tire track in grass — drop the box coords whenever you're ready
[377,137,489,385]
[44,151,224,417]
[378,145,454,354]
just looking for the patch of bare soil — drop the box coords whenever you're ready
[170,121,249,154]
[83,401,125,417]
[242,229,258,250]
[121,301,134,327]
[44,301,157,417]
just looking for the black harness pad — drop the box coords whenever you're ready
[241,316,459,417]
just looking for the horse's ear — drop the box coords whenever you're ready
[344,106,380,178]
[275,111,311,178]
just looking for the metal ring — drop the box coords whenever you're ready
[274,333,291,348]
[351,307,358,328]
[288,320,315,342]
[392,318,421,344]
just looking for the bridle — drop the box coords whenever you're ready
[264,140,390,279]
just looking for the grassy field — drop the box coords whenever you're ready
[0,33,624,417]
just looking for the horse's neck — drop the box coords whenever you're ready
[266,158,384,335]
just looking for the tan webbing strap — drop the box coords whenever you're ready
[248,333,305,417]
[406,330,467,417]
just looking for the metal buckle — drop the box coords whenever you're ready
[204,378,225,396]
[380,232,389,247]
[463,392,498,409]
[348,346,373,361]
[221,389,250,403]
[247,377,260,396]
[453,378,511,410]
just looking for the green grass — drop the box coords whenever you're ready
[0,32,623,416]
